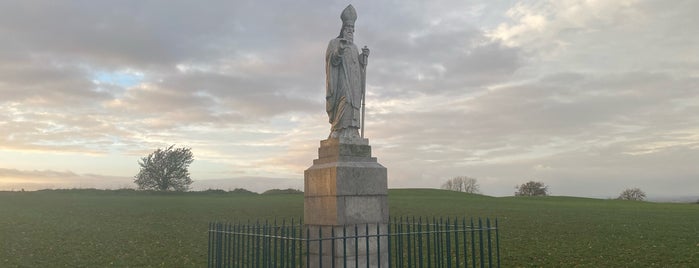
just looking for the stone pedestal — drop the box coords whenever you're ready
[304,137,389,268]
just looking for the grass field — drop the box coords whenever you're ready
[1,189,697,267]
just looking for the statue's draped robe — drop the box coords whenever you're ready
[326,38,363,133]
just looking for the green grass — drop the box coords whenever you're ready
[1,189,697,267]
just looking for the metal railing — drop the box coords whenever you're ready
[208,217,500,268]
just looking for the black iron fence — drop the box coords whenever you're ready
[208,217,500,268]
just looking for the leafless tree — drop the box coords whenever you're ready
[441,176,480,194]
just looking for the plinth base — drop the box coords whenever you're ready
[304,137,389,268]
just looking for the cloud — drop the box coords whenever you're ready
[0,59,109,106]
[0,1,247,68]
[366,70,699,196]
[488,0,699,73]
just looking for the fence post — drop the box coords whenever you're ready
[455,217,460,268]
[446,217,452,268]
[273,219,278,268]
[236,222,242,267]
[207,223,213,268]
[418,217,424,268]
[306,227,310,268]
[426,217,432,267]
[437,217,443,268]
[376,223,381,268]
[343,225,347,268]
[319,226,323,268]
[496,218,500,268]
[487,218,492,268]
[387,219,392,268]
[217,223,224,268]
[365,223,370,268]
[354,224,359,268]
[291,219,296,268]
[265,220,270,268]
[478,218,484,268]
[280,219,286,268]
[407,217,412,268]
[471,218,476,268]
[331,227,336,268]
[398,218,404,268]
[462,217,468,268]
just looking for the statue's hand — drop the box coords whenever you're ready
[339,39,350,55]
[362,46,370,57]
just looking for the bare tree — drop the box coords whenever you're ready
[618,188,646,201]
[441,176,480,194]
[134,145,194,191]
[461,177,480,194]
[441,179,454,191]
[515,181,549,196]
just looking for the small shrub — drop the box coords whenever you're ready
[618,188,646,201]
[262,188,303,195]
[515,181,549,196]
[229,188,257,194]
[200,189,227,194]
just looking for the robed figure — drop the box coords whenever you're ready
[326,5,369,139]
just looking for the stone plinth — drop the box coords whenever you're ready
[304,137,388,267]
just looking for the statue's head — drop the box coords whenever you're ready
[338,5,357,41]
[340,25,355,41]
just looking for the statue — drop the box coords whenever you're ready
[326,4,370,139]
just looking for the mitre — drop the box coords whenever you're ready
[341,5,357,26]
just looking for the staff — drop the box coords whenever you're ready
[360,45,369,138]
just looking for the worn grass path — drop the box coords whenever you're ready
[1,189,697,267]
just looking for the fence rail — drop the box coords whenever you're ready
[208,217,500,268]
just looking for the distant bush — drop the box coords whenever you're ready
[38,188,101,193]
[262,188,303,195]
[515,181,549,196]
[113,188,137,194]
[229,188,257,194]
[199,189,227,194]
[31,188,256,195]
[192,188,257,194]
[618,188,646,201]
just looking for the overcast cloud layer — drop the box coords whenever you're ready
[1,1,697,198]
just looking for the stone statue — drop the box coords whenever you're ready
[326,4,370,139]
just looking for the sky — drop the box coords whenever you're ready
[0,0,697,198]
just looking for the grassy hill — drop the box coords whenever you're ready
[0,189,696,267]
